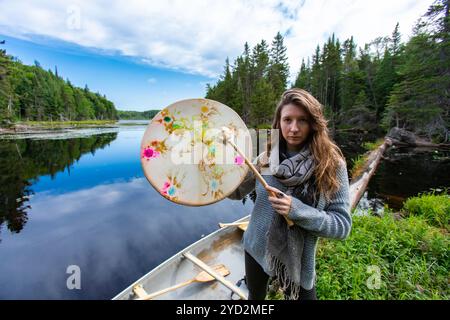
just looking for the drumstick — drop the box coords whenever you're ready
[222,131,294,227]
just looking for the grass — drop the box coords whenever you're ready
[315,212,448,300]
[267,192,449,300]
[362,138,385,151]
[402,190,449,231]
[350,139,385,180]
[350,154,368,180]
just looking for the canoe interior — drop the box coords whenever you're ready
[113,216,249,300]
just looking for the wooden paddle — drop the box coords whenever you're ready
[220,128,294,227]
[133,264,230,300]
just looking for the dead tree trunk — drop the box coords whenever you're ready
[349,138,393,210]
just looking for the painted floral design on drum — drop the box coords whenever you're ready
[200,160,225,200]
[141,139,168,160]
[142,147,159,159]
[234,156,244,165]
[160,174,184,201]
[200,104,220,121]
[155,109,186,134]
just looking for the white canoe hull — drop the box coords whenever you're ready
[113,215,250,300]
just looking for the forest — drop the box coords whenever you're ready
[0,50,118,123]
[206,0,449,142]
[117,110,160,120]
[0,0,448,142]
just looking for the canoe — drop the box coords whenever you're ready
[112,215,250,300]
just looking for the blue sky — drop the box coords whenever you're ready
[0,0,434,111]
[0,34,211,111]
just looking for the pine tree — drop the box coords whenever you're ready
[249,40,272,126]
[61,83,76,120]
[383,0,450,141]
[293,59,311,91]
[324,34,342,115]
[390,22,402,58]
[234,43,252,123]
[250,78,275,126]
[269,32,289,100]
[340,37,362,111]
[0,43,13,122]
[251,40,270,81]
[357,45,377,114]
[344,90,375,129]
[310,45,322,102]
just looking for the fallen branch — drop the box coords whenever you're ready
[349,138,393,210]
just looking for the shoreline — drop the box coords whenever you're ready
[0,120,150,135]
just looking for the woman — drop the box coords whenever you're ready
[228,88,351,300]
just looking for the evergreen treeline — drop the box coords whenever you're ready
[206,0,449,142]
[0,50,118,123]
[206,32,289,127]
[117,110,160,120]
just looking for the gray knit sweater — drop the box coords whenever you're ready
[228,156,352,290]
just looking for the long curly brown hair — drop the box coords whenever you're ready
[267,88,345,200]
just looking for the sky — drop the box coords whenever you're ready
[0,0,435,111]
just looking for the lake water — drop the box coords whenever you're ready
[334,132,450,214]
[0,124,448,299]
[0,124,254,299]
[360,145,450,213]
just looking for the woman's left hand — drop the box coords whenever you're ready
[266,185,292,217]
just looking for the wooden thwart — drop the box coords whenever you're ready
[133,264,230,300]
[183,252,247,300]
[218,221,248,231]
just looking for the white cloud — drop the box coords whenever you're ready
[0,0,434,80]
[147,77,157,84]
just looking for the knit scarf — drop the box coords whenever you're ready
[265,139,317,300]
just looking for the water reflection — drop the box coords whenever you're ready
[0,127,252,299]
[333,131,377,170]
[367,146,450,210]
[0,133,117,239]
[0,177,252,299]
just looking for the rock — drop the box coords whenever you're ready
[387,127,417,145]
[387,127,450,149]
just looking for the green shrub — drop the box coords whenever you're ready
[402,191,449,230]
[254,123,272,129]
[314,213,449,300]
[362,139,384,151]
